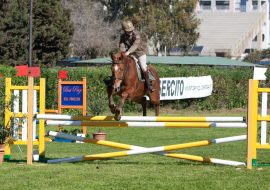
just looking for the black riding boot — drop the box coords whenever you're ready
[143,71,155,92]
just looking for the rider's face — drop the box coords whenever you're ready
[125,30,133,36]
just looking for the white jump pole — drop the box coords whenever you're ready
[32,90,37,140]
[36,114,246,122]
[261,92,267,144]
[21,90,37,141]
[13,90,20,139]
[22,90,28,141]
[45,120,247,128]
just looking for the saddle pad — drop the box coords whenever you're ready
[132,57,155,81]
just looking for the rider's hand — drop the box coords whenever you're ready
[124,51,130,56]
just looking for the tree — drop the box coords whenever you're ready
[62,0,119,59]
[100,0,200,54]
[0,0,29,65]
[244,49,270,63]
[0,0,74,66]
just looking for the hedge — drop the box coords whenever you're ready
[0,64,260,116]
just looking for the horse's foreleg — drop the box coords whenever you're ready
[107,86,116,114]
[114,94,128,121]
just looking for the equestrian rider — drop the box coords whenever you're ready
[119,20,155,92]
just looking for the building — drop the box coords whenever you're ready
[195,0,269,58]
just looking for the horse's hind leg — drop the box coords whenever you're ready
[142,97,147,116]
[134,97,147,116]
[154,103,160,116]
[149,92,160,116]
[137,97,147,116]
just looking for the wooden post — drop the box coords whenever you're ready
[27,76,34,165]
[58,78,62,114]
[82,77,87,134]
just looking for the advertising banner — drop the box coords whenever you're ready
[159,76,213,100]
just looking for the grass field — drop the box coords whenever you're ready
[1,109,270,190]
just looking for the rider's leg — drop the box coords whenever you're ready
[138,54,155,92]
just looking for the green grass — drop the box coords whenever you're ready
[1,109,270,190]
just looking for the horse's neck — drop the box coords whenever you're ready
[123,59,139,82]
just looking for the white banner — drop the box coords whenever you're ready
[159,76,213,100]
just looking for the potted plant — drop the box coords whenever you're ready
[92,128,107,141]
[0,125,13,164]
[0,127,6,164]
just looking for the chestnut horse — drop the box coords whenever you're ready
[105,52,160,120]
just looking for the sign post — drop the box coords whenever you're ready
[58,77,87,134]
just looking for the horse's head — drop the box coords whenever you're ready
[111,52,126,92]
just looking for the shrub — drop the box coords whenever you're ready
[0,64,255,115]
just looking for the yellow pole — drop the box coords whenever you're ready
[27,76,34,165]
[39,78,46,160]
[247,79,258,169]
[4,78,12,159]
[83,140,211,161]
[166,153,210,162]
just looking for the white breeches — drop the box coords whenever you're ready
[138,54,147,72]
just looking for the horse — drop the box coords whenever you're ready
[105,52,160,121]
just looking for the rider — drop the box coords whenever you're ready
[119,20,155,92]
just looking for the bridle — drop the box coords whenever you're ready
[111,57,129,82]
[110,54,140,93]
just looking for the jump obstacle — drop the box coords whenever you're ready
[247,79,270,169]
[34,113,247,166]
[5,83,248,166]
[4,78,46,160]
[4,77,87,161]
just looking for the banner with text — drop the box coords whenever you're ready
[159,76,213,100]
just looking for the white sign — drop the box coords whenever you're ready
[159,76,213,100]
[253,67,267,80]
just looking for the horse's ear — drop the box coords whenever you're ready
[110,52,114,60]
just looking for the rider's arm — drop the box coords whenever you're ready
[119,35,126,52]
[119,43,126,52]
[127,32,140,54]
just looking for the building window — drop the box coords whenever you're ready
[200,1,211,10]
[216,1,229,10]
[253,35,257,42]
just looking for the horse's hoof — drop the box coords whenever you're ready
[114,114,121,121]
[109,104,116,114]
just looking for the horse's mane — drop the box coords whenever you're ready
[124,56,135,66]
